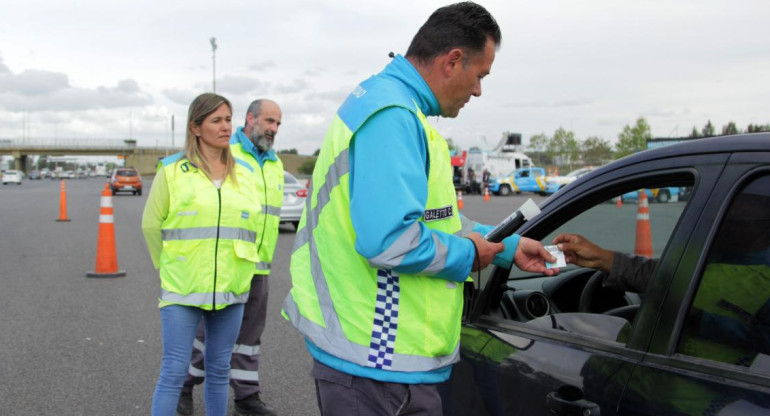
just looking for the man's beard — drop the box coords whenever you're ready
[252,133,274,152]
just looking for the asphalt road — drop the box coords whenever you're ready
[0,178,667,415]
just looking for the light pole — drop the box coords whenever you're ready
[154,114,173,155]
[210,37,217,93]
[171,114,175,153]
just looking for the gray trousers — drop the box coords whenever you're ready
[312,360,442,416]
[182,274,269,400]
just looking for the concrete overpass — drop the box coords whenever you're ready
[0,137,175,175]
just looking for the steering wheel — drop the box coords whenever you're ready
[578,270,605,313]
[578,270,640,321]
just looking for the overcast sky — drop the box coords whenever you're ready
[1,0,768,155]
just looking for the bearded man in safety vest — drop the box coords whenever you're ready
[180,99,283,416]
[283,3,557,415]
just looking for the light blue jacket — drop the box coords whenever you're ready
[350,55,520,279]
[306,55,521,384]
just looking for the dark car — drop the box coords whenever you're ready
[445,134,770,416]
[110,167,143,195]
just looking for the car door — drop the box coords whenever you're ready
[515,169,534,192]
[444,151,730,416]
[617,151,770,415]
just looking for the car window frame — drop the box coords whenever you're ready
[468,152,732,356]
[646,156,770,389]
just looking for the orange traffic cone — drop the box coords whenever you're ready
[634,191,653,258]
[616,196,623,208]
[87,184,126,278]
[457,190,464,209]
[55,179,71,222]
[483,186,490,202]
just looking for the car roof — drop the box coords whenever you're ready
[557,133,769,195]
[577,133,767,181]
[613,133,768,168]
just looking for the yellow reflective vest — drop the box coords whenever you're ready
[230,135,284,275]
[157,155,261,310]
[284,87,464,376]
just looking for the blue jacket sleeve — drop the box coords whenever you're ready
[471,221,521,269]
[349,107,475,282]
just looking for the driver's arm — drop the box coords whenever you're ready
[607,252,656,293]
[555,233,657,293]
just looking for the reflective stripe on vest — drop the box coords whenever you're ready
[162,227,256,242]
[262,204,281,216]
[285,99,464,373]
[158,156,260,309]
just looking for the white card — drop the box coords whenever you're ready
[544,245,567,269]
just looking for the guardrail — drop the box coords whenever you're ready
[0,138,141,149]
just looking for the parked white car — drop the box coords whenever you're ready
[544,167,595,195]
[2,170,23,185]
[281,171,307,230]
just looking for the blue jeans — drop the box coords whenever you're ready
[152,303,245,416]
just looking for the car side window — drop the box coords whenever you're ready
[676,175,770,376]
[502,178,694,344]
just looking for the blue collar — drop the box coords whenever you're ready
[380,55,440,117]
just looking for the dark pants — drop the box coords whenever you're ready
[312,360,443,416]
[183,274,269,400]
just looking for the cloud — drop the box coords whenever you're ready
[503,99,594,109]
[306,87,350,102]
[0,77,152,112]
[247,61,276,71]
[215,75,270,95]
[163,88,199,106]
[0,69,69,96]
[272,78,310,94]
[0,56,10,73]
[640,107,691,118]
[0,57,152,111]
[304,67,326,77]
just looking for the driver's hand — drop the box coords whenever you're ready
[553,233,614,274]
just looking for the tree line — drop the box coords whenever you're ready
[526,118,770,170]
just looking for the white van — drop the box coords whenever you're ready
[95,162,108,177]
[464,149,532,180]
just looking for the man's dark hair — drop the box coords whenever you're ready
[405,2,501,64]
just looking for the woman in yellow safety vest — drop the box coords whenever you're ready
[142,93,262,416]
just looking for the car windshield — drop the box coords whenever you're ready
[117,170,138,176]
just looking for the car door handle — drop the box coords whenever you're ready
[546,390,601,416]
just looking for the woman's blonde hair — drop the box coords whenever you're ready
[184,93,237,185]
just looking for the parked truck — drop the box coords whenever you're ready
[488,166,548,196]
[457,133,533,191]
